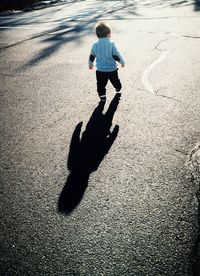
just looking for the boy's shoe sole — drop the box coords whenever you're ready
[116,92,121,99]
[100,95,106,102]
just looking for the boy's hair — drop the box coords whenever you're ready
[95,22,111,38]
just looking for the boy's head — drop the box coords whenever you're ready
[95,22,111,38]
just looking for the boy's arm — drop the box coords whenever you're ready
[88,46,96,69]
[112,43,125,66]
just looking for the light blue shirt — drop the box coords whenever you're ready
[89,38,125,72]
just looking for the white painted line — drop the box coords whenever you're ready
[141,51,168,94]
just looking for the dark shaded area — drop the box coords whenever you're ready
[194,0,200,10]
[0,0,39,11]
[58,94,120,215]
[0,0,77,11]
[142,0,200,11]
[1,0,198,67]
[15,0,138,68]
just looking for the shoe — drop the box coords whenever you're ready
[116,92,121,99]
[100,95,106,102]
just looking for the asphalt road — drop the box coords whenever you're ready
[0,0,200,275]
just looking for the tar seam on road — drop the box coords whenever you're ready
[141,50,168,94]
[141,33,200,100]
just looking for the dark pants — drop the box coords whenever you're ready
[96,69,122,97]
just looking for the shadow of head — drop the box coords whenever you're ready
[195,0,200,10]
[58,94,120,215]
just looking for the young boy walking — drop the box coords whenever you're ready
[88,22,125,102]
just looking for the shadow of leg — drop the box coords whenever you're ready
[58,94,120,215]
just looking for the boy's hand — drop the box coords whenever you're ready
[121,64,125,68]
[89,65,94,70]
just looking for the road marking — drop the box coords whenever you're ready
[141,50,168,94]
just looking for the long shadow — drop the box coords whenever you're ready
[58,94,120,215]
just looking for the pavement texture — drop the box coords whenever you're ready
[188,143,200,274]
[0,0,200,275]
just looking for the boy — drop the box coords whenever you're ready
[88,22,125,102]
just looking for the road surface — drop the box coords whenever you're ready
[0,0,200,275]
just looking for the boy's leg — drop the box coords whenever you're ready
[108,69,122,92]
[96,71,108,101]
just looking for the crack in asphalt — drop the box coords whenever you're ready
[155,38,170,51]
[172,148,188,155]
[129,31,200,40]
[169,33,200,40]
[0,72,27,77]
[0,25,76,52]
[141,32,199,103]
[181,35,200,39]
[155,90,183,103]
[103,15,200,21]
[187,143,200,275]
[0,30,71,53]
[0,31,50,52]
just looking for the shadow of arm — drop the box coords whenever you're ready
[67,122,82,171]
